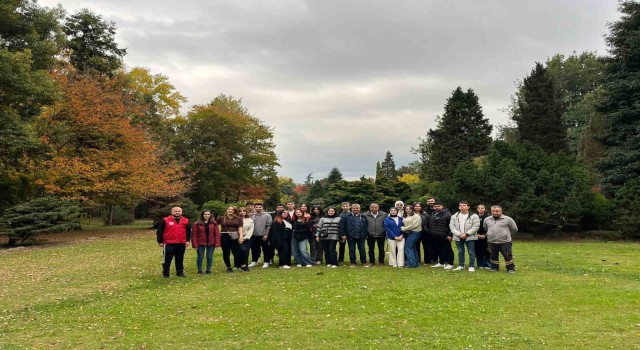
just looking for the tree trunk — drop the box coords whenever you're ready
[106,204,114,226]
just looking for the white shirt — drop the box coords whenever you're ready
[458,213,469,234]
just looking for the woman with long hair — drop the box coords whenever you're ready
[238,207,254,272]
[316,207,340,268]
[191,210,221,274]
[292,208,314,267]
[401,205,422,268]
[309,205,324,265]
[475,204,491,269]
[413,202,428,266]
[216,206,245,272]
[270,210,292,268]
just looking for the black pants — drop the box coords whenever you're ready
[348,237,367,264]
[475,237,491,267]
[162,243,186,276]
[338,240,346,262]
[277,236,292,266]
[220,233,239,268]
[367,236,386,265]
[433,236,454,265]
[250,235,272,263]
[238,240,250,267]
[310,236,323,263]
[489,242,515,271]
[321,239,338,265]
[417,232,436,264]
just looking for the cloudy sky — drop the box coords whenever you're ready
[41,0,620,182]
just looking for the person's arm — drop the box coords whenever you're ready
[509,218,518,234]
[191,223,198,248]
[185,222,191,246]
[468,215,480,236]
[449,214,461,237]
[156,220,165,245]
[263,215,272,241]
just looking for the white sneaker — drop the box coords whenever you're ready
[248,261,258,268]
[444,264,454,270]
[431,263,444,268]
[306,264,313,268]
[296,264,302,267]
[281,265,290,269]
[453,266,464,271]
[330,265,337,268]
[262,263,269,268]
[468,267,475,272]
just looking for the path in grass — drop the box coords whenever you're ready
[1,226,639,349]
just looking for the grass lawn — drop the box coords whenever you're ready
[1,224,639,349]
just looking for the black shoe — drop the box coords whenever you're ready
[240,266,249,272]
[163,274,169,279]
[205,271,212,275]
[226,267,233,273]
[177,274,187,277]
[197,271,203,275]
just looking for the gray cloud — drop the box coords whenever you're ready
[42,0,620,181]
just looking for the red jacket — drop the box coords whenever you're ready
[191,221,221,248]
[162,216,189,244]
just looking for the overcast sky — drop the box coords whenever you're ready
[40,0,620,182]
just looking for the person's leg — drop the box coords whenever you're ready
[231,239,241,269]
[220,235,232,269]
[175,244,186,276]
[291,238,302,265]
[356,238,367,264]
[328,240,338,265]
[282,237,292,266]
[250,236,262,264]
[404,232,418,267]
[489,243,500,271]
[298,239,314,265]
[206,246,214,273]
[347,238,357,264]
[445,239,455,265]
[416,232,423,264]
[467,241,476,268]
[396,239,405,267]
[455,241,465,267]
[260,238,272,265]
[309,237,319,263]
[502,242,515,272]
[196,246,205,273]
[366,237,376,265]
[338,240,346,263]
[421,232,430,263]
[162,244,175,277]
[376,236,386,265]
[387,239,397,266]
[433,236,445,265]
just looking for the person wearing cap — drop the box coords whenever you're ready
[427,202,454,269]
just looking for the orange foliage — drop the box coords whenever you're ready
[37,71,189,205]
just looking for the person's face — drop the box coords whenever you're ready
[300,204,308,212]
[414,203,422,212]
[395,204,403,210]
[226,207,235,216]
[171,207,182,217]
[433,205,443,212]
[351,205,360,215]
[282,211,289,219]
[341,203,350,211]
[327,208,336,216]
[459,203,469,213]
[203,211,211,221]
[294,209,303,218]
[255,205,263,213]
[239,209,247,217]
[404,206,413,215]
[276,205,284,212]
[313,207,321,215]
[427,198,435,206]
[389,208,397,216]
[247,204,254,210]
[287,202,295,210]
[477,205,486,215]
[491,207,502,218]
[370,204,379,213]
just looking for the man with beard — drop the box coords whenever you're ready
[483,205,518,273]
[157,207,191,278]
[337,202,351,264]
[427,202,454,270]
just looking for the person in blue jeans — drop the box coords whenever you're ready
[449,201,480,272]
[291,209,314,267]
[401,205,422,268]
[339,203,369,267]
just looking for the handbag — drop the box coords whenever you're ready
[319,228,329,239]
[223,216,240,240]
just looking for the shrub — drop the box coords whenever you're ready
[101,205,134,226]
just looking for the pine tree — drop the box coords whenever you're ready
[375,161,382,181]
[380,151,397,180]
[326,167,343,186]
[418,87,493,181]
[514,63,568,153]
[597,1,640,195]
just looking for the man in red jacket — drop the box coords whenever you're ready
[156,207,191,278]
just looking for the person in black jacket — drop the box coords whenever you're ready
[475,204,491,269]
[339,203,370,267]
[427,202,454,270]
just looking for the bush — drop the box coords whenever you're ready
[612,178,640,239]
[101,205,134,226]
[202,200,229,218]
[0,196,82,246]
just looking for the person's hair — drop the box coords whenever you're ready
[491,205,502,210]
[197,210,212,224]
[389,207,398,214]
[412,202,424,214]
[459,201,469,206]
[325,207,337,217]
[238,207,250,218]
[433,201,443,206]
[370,202,379,208]
[427,197,436,200]
[286,201,295,205]
[254,202,263,207]
[274,211,285,224]
[341,201,351,206]
[294,209,307,222]
[311,205,323,218]
[477,203,486,209]
[225,206,239,217]
[246,201,254,206]
[404,205,413,216]
[276,203,284,207]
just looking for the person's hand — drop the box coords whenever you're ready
[460,233,467,240]
[316,237,320,242]
[185,242,189,247]
[447,236,452,242]
[340,235,347,243]
[478,234,486,239]
[158,243,163,247]
[239,238,244,244]
[263,235,269,242]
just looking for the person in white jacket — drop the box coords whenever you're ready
[449,201,480,272]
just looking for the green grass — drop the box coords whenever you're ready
[1,227,639,349]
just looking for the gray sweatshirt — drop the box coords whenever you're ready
[483,215,518,243]
[251,211,272,237]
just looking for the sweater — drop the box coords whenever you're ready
[483,215,518,243]
[243,218,254,239]
[384,216,404,239]
[250,211,272,237]
[449,212,480,241]
[400,214,422,233]
[316,216,341,240]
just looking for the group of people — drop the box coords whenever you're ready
[156,199,518,278]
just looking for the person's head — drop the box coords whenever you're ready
[491,205,503,219]
[459,201,470,214]
[254,203,264,213]
[369,203,379,214]
[171,207,182,219]
[281,210,290,220]
[312,205,322,217]
[426,197,436,207]
[238,207,249,218]
[413,202,423,214]
[326,207,337,217]
[199,209,211,222]
[275,203,284,213]
[477,204,486,215]
[294,209,304,220]
[246,201,254,211]
[404,205,413,216]
[299,203,308,213]
[395,200,404,209]
[433,202,443,212]
[225,206,238,217]
[389,207,398,217]
[286,201,295,211]
[341,202,351,212]
[351,203,361,215]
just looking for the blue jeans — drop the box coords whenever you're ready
[347,237,367,264]
[196,246,215,272]
[455,240,476,268]
[404,231,421,268]
[292,238,313,265]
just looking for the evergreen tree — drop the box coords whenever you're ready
[306,180,325,205]
[375,161,382,182]
[326,167,343,185]
[597,0,640,195]
[513,63,568,153]
[380,151,397,180]
[418,87,493,181]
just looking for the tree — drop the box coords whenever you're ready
[326,167,343,186]
[417,87,493,181]
[597,0,640,195]
[379,151,397,180]
[513,63,568,153]
[306,180,325,205]
[64,9,126,75]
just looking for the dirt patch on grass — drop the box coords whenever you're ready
[0,226,155,250]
